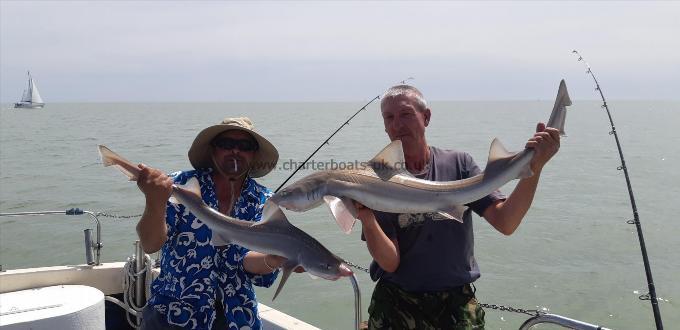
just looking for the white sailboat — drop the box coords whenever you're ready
[14,71,45,109]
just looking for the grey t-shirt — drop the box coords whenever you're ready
[366,146,505,292]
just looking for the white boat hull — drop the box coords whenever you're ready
[14,102,44,109]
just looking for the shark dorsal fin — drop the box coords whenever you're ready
[487,138,516,163]
[369,140,406,180]
[484,138,533,180]
[369,140,406,169]
[259,200,291,227]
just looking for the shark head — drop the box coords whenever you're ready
[273,250,353,301]
[270,175,327,212]
[302,253,353,281]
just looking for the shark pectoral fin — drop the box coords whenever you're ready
[323,195,357,234]
[170,177,202,204]
[272,261,298,301]
[437,204,467,223]
[260,200,292,227]
[368,140,407,181]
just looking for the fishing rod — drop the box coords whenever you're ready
[572,50,663,330]
[274,77,414,193]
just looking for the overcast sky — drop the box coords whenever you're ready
[1,1,678,102]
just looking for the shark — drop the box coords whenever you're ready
[269,80,571,233]
[98,145,353,299]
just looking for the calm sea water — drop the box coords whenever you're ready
[1,101,678,329]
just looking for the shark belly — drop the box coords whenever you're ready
[329,179,466,214]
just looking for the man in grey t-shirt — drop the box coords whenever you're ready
[356,85,561,329]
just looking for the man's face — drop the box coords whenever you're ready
[380,95,430,147]
[211,130,257,177]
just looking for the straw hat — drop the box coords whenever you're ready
[188,117,278,178]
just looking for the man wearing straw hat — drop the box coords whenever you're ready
[136,117,285,330]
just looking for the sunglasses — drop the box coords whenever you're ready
[212,138,259,152]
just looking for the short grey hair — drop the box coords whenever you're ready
[380,85,428,112]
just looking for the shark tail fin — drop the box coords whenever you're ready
[98,145,141,181]
[272,260,298,301]
[484,138,533,180]
[547,79,572,136]
[323,195,358,234]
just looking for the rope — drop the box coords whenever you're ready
[121,253,153,329]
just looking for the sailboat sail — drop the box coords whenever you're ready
[29,77,43,104]
[15,71,45,109]
[21,89,30,102]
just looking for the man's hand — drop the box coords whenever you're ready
[136,164,173,253]
[353,200,376,223]
[137,164,173,207]
[352,200,400,272]
[526,122,560,173]
[483,122,562,236]
[264,254,305,273]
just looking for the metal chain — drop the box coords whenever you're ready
[94,211,142,219]
[343,258,370,274]
[342,260,543,318]
[478,303,543,317]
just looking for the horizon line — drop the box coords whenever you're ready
[3,98,679,104]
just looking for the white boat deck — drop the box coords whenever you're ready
[0,262,320,329]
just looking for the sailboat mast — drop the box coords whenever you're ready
[26,71,33,100]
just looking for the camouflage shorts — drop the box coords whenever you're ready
[367,280,485,330]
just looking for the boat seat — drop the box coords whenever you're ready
[0,285,105,330]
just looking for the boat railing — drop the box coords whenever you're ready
[1,209,616,330]
[0,208,102,266]
[0,209,154,328]
[519,313,612,330]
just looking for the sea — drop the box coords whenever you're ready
[1,100,678,329]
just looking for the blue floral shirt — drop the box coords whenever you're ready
[148,168,278,330]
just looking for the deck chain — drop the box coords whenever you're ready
[478,303,543,317]
[343,259,370,274]
[95,212,143,219]
[342,259,544,318]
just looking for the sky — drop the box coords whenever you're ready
[1,1,679,102]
